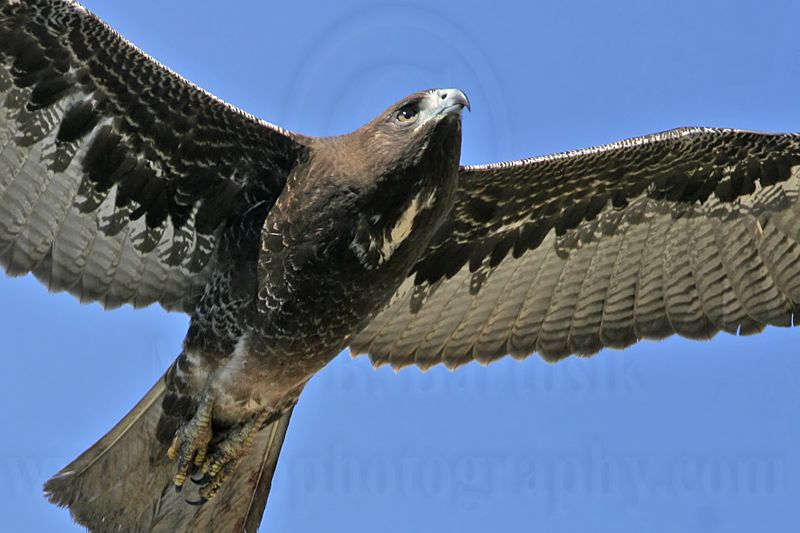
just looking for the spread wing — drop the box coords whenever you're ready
[351,127,800,369]
[0,0,304,312]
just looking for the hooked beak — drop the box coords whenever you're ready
[424,88,471,118]
[436,88,470,116]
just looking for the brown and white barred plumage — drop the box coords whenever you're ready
[1,1,799,532]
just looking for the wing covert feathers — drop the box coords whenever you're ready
[352,129,800,369]
[0,0,302,312]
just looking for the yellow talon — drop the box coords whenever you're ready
[166,397,215,489]
[166,436,180,462]
[193,447,207,466]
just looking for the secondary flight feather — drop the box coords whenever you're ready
[1,1,798,531]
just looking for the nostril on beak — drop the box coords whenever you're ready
[432,88,470,114]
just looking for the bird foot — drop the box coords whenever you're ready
[166,396,213,491]
[191,410,270,502]
[166,401,270,503]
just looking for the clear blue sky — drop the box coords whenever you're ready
[1,1,799,532]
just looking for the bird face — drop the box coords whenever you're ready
[354,88,469,176]
[389,88,471,129]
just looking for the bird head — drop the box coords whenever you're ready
[384,88,471,129]
[353,88,469,174]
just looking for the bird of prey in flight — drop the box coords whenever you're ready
[1,1,799,531]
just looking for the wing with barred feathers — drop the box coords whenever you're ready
[351,127,800,369]
[0,0,305,312]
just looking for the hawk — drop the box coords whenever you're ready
[1,1,798,532]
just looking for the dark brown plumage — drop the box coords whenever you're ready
[352,128,800,367]
[1,1,799,532]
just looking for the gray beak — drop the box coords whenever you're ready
[432,88,470,116]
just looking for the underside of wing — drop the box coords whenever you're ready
[351,128,800,369]
[0,0,304,312]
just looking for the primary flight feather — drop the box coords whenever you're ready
[0,1,798,531]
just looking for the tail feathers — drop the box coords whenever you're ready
[44,374,294,532]
[45,375,172,532]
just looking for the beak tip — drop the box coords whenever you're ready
[452,88,470,112]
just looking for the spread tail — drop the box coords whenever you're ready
[44,374,293,532]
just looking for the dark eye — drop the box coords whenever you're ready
[395,106,418,124]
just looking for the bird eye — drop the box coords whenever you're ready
[395,106,418,124]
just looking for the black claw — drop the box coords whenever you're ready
[175,483,183,494]
[185,497,208,506]
[191,473,211,486]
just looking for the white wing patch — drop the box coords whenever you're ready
[379,190,436,262]
[350,190,437,268]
